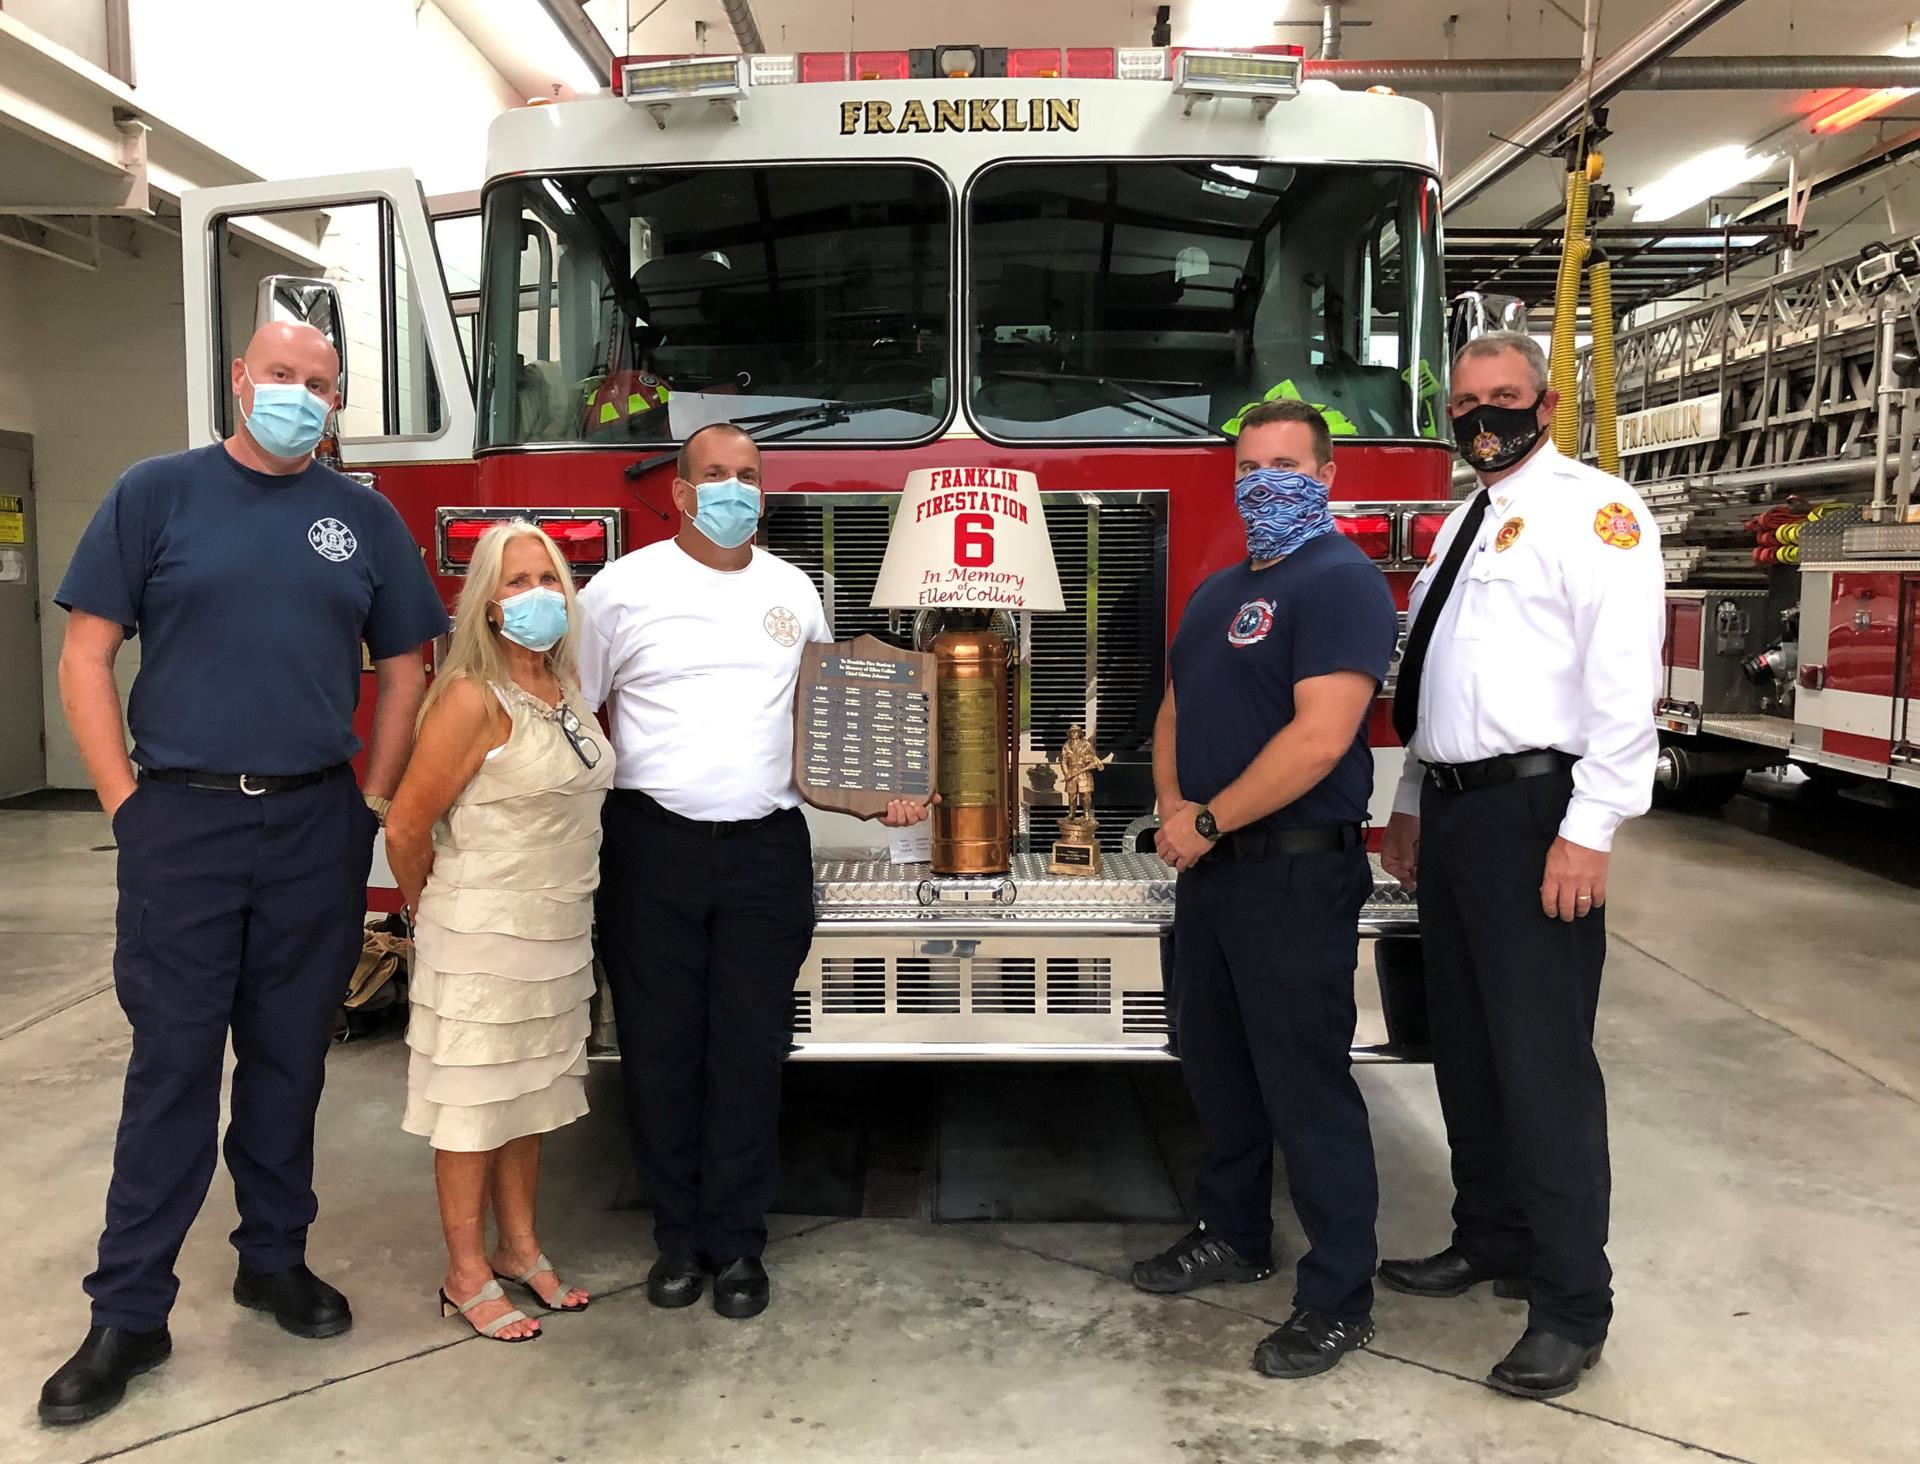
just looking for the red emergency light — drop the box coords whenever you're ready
[800,51,850,83]
[439,513,617,574]
[1007,47,1063,78]
[1406,511,1451,562]
[1065,48,1117,79]
[853,50,910,80]
[1334,513,1394,561]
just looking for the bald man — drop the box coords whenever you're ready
[39,323,448,1426]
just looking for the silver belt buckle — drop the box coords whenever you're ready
[238,774,268,797]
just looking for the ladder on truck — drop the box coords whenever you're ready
[1575,253,1920,587]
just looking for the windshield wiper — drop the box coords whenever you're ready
[984,369,1221,439]
[622,393,934,480]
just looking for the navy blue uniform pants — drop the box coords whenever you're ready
[1418,766,1613,1345]
[1173,844,1379,1323]
[596,794,814,1263]
[86,770,377,1332]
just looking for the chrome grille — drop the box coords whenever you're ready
[791,990,813,1035]
[821,955,887,1014]
[897,955,964,1014]
[1121,990,1170,1034]
[971,956,1038,1013]
[1045,956,1112,1015]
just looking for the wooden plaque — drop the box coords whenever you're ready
[794,634,938,819]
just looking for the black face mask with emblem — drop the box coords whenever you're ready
[1450,395,1548,472]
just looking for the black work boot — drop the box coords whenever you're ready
[646,1250,707,1309]
[1487,1328,1604,1399]
[1130,1225,1272,1295]
[1250,1308,1375,1380]
[711,1257,770,1320]
[233,1262,353,1339]
[1378,1245,1530,1300]
[39,1325,173,1426]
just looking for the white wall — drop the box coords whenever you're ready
[4,0,111,70]
[125,0,520,194]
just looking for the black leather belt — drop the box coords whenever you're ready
[1212,822,1362,861]
[139,764,346,795]
[1423,749,1576,794]
[618,787,793,838]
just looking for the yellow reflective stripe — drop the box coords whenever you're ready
[598,402,619,424]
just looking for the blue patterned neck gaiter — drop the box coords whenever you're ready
[1235,468,1337,561]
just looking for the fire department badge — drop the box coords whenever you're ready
[764,606,801,646]
[1470,429,1504,464]
[307,517,357,563]
[1227,598,1277,648]
[1593,502,1642,549]
[1494,518,1525,552]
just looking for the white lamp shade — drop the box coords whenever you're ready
[870,466,1065,612]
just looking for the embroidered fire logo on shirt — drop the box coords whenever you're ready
[1593,502,1642,549]
[1494,518,1525,552]
[307,518,357,563]
[1227,598,1276,648]
[764,606,801,646]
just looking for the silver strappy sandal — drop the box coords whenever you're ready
[439,1280,540,1342]
[492,1253,590,1313]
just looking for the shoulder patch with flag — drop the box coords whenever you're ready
[1593,502,1642,549]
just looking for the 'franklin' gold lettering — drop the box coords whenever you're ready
[898,99,931,133]
[968,97,1001,130]
[1047,98,1080,131]
[839,101,862,134]
[934,99,965,132]
[1001,98,1026,132]
[864,100,895,133]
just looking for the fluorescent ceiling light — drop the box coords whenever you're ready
[1632,145,1776,223]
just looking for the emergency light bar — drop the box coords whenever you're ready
[1175,50,1304,115]
[618,56,748,126]
[435,508,622,578]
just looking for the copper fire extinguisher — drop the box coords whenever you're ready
[931,622,1012,876]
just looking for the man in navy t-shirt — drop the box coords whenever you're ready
[39,322,448,1427]
[1129,400,1398,1384]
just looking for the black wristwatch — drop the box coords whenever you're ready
[1194,807,1222,842]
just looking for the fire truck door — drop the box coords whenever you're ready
[1897,576,1920,764]
[178,170,473,466]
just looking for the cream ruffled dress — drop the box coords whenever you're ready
[403,680,613,1152]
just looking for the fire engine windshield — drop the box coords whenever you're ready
[477,165,950,448]
[969,161,1446,443]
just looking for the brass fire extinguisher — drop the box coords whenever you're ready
[930,619,1013,876]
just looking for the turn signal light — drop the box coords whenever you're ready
[853,50,910,80]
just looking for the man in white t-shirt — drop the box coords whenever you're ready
[577,422,928,1322]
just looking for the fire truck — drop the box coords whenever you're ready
[1573,248,1920,809]
[177,43,1453,1062]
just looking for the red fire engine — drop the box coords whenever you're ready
[179,43,1452,1061]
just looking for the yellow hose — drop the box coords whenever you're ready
[1589,254,1619,475]
[1549,167,1590,456]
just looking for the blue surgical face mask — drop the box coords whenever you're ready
[495,586,568,653]
[241,366,331,460]
[689,477,762,550]
[1234,468,1338,561]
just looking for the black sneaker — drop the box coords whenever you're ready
[1250,1308,1375,1379]
[1130,1226,1272,1295]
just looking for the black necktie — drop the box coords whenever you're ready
[1392,489,1491,747]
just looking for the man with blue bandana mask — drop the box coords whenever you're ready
[577,421,929,1323]
[1131,399,1398,1384]
[42,322,448,1426]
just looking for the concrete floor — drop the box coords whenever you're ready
[3,798,1919,1463]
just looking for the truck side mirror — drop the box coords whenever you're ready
[1447,291,1530,357]
[254,275,350,410]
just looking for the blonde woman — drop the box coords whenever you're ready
[385,521,613,1343]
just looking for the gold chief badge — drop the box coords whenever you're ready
[1593,501,1642,549]
[1494,518,1524,552]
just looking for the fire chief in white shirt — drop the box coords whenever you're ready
[576,422,928,1322]
[1375,332,1663,1402]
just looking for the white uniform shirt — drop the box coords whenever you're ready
[1391,444,1665,852]
[576,539,830,821]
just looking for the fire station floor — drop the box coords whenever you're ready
[2,792,1918,1464]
